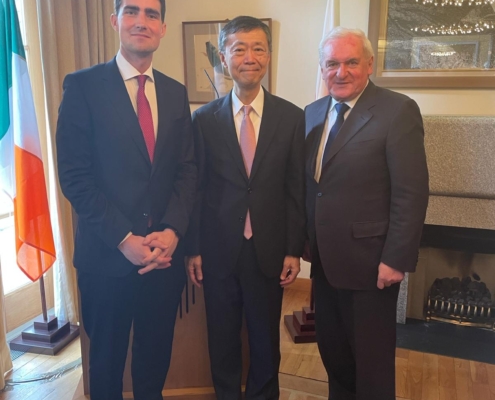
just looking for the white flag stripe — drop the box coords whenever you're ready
[0,89,15,199]
[12,53,42,159]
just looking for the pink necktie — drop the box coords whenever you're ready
[240,105,256,239]
[137,75,155,162]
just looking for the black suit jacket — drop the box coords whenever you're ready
[57,58,196,277]
[305,82,429,290]
[187,89,306,278]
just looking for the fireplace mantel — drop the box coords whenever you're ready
[423,116,495,230]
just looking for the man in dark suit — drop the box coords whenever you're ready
[56,1,196,399]
[305,27,429,400]
[186,16,306,400]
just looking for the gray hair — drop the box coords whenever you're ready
[318,27,374,65]
[218,16,272,54]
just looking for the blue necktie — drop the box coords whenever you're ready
[322,102,350,166]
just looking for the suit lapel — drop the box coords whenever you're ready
[214,93,249,181]
[321,83,376,169]
[151,71,172,176]
[249,90,281,182]
[102,59,151,168]
[307,96,332,179]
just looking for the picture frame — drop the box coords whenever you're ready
[368,0,495,88]
[182,19,272,104]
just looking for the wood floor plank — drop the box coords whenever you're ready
[471,361,489,384]
[487,363,495,386]
[438,356,456,400]
[2,283,495,400]
[396,348,410,360]
[454,359,474,400]
[396,355,409,399]
[422,353,439,400]
[406,350,424,400]
[489,384,495,400]
[472,382,491,400]
[279,388,292,400]
[470,361,491,399]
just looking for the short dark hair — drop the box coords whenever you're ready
[218,16,272,54]
[114,0,166,22]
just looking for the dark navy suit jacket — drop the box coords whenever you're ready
[187,89,306,278]
[57,58,196,277]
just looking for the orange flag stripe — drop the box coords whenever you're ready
[14,145,56,281]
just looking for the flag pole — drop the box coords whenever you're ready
[39,275,48,322]
[37,249,48,322]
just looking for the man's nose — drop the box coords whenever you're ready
[135,11,147,27]
[244,49,256,63]
[336,63,347,78]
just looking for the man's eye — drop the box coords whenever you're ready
[326,62,337,68]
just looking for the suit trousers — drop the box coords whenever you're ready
[312,258,400,400]
[203,239,284,400]
[78,264,186,400]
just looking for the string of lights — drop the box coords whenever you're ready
[416,0,495,6]
[411,21,495,34]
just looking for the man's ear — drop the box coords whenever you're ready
[220,52,228,69]
[367,55,374,75]
[110,13,118,32]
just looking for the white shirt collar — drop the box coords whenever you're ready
[232,87,265,117]
[116,51,154,82]
[330,80,369,112]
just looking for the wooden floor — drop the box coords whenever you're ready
[1,279,494,399]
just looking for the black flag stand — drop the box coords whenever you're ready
[283,278,317,344]
[9,274,79,356]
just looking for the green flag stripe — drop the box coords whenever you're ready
[0,0,11,141]
[1,0,25,141]
[8,0,24,59]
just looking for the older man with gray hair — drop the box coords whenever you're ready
[305,27,429,400]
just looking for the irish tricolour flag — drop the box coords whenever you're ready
[0,0,55,281]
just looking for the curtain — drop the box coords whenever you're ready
[20,0,116,324]
[315,0,340,99]
[0,260,13,389]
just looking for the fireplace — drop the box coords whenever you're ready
[404,116,495,323]
[426,275,494,330]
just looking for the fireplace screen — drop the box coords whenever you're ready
[426,276,495,330]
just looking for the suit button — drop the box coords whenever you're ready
[247,187,253,194]
[317,193,322,197]
[143,213,149,218]
[239,216,244,222]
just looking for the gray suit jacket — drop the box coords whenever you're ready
[305,81,429,290]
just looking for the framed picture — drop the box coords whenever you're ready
[368,0,495,88]
[182,19,272,103]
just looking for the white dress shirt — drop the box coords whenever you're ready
[231,88,264,144]
[314,81,369,182]
[115,52,160,245]
[115,51,158,139]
